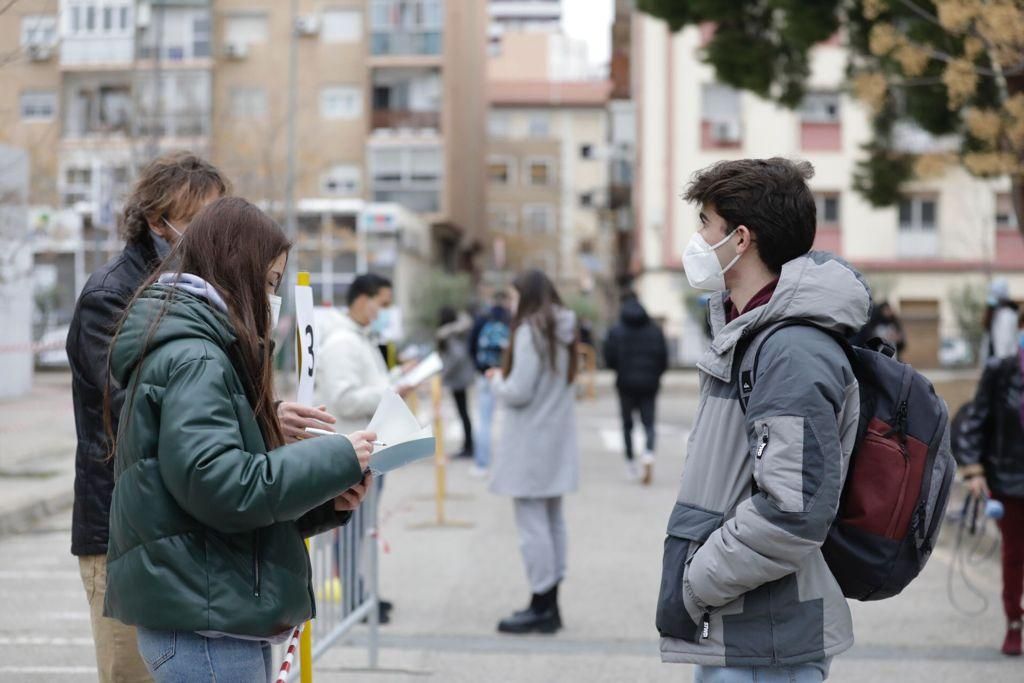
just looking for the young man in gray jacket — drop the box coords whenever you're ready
[657,158,871,682]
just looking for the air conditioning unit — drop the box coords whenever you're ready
[713,120,741,144]
[27,44,53,61]
[137,2,151,28]
[224,42,248,60]
[295,16,320,37]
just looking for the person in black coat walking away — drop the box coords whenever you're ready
[957,339,1024,657]
[603,293,668,485]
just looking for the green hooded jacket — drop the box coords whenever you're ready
[104,284,364,637]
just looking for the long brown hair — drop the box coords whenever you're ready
[502,269,578,383]
[120,151,231,252]
[105,197,291,454]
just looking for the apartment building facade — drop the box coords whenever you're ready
[1,0,486,323]
[488,0,561,50]
[486,82,611,292]
[632,17,1020,368]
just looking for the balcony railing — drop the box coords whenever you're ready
[371,31,442,56]
[372,109,440,130]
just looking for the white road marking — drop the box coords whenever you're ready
[0,636,94,646]
[0,570,79,579]
[0,666,96,674]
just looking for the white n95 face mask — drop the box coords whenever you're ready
[268,293,282,331]
[682,231,742,291]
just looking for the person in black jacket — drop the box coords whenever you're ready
[957,350,1024,657]
[65,153,340,682]
[602,294,668,485]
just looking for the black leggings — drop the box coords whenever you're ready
[453,389,474,453]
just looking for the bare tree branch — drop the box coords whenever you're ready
[0,0,21,17]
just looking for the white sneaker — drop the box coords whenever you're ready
[469,465,488,479]
[625,461,641,482]
[641,451,655,486]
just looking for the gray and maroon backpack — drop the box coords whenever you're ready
[737,320,955,601]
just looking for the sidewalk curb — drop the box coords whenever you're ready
[0,477,74,538]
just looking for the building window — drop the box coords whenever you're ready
[898,195,939,258]
[996,193,1019,232]
[323,9,362,43]
[321,86,362,120]
[701,83,742,149]
[21,14,57,48]
[523,204,555,234]
[899,196,937,231]
[322,164,362,196]
[580,144,594,159]
[70,6,81,33]
[370,0,443,56]
[580,192,594,208]
[369,145,443,213]
[488,111,510,138]
[120,6,130,31]
[800,92,842,151]
[225,13,269,47]
[230,87,268,119]
[487,156,514,185]
[528,113,550,139]
[525,157,554,186]
[20,91,56,121]
[488,205,516,233]
[194,17,212,58]
[86,6,96,31]
[815,192,841,227]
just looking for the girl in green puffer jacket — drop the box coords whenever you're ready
[104,197,376,682]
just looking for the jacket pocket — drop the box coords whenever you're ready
[656,502,723,641]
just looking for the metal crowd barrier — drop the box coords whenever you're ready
[278,484,380,681]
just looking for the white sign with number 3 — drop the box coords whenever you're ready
[294,282,316,406]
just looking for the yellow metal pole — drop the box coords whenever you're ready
[431,375,446,525]
[296,271,314,683]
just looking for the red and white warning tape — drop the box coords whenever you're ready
[275,625,303,683]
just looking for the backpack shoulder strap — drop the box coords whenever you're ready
[736,320,854,413]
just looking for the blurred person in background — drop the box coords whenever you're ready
[853,301,906,358]
[437,306,476,458]
[956,331,1024,656]
[468,291,512,477]
[103,197,374,681]
[488,270,579,635]
[603,292,669,484]
[983,278,1019,363]
[316,273,407,624]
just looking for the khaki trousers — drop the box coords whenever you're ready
[78,555,152,682]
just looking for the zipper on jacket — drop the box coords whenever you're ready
[252,531,261,598]
[699,613,711,641]
[756,424,770,459]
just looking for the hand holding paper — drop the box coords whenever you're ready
[364,390,435,475]
[304,391,434,476]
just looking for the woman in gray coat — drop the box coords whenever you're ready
[486,270,579,635]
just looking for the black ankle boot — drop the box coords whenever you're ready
[497,590,561,635]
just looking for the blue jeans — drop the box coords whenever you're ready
[136,628,273,682]
[474,376,496,469]
[694,661,829,683]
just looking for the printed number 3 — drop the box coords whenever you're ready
[304,324,315,377]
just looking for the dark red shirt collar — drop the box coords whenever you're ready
[725,278,780,323]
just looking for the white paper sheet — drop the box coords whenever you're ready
[394,351,444,389]
[365,390,435,475]
[294,283,316,406]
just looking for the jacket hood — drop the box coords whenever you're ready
[700,252,871,381]
[620,299,650,327]
[109,284,236,387]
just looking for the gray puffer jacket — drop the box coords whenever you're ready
[490,308,579,499]
[658,252,871,668]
